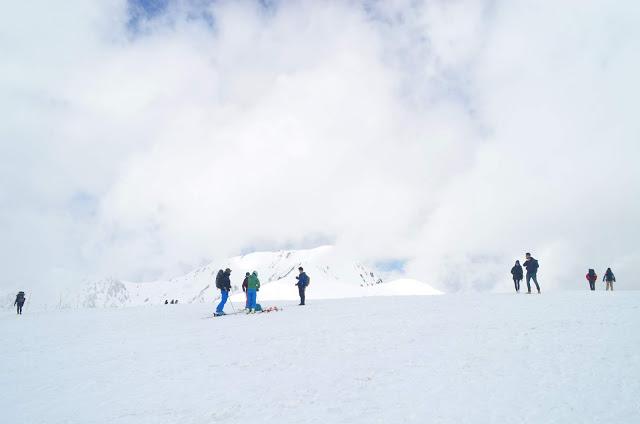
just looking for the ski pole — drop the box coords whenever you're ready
[228,290,236,313]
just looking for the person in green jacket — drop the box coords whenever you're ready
[246,271,260,313]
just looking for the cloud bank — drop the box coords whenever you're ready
[1,0,639,296]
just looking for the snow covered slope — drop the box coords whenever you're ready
[10,246,440,309]
[2,292,638,423]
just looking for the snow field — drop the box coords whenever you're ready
[1,292,639,423]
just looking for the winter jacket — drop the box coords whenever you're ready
[586,272,598,282]
[220,271,231,291]
[296,272,310,287]
[14,292,25,306]
[242,277,248,293]
[511,265,523,280]
[603,271,616,282]
[247,273,260,290]
[523,258,539,275]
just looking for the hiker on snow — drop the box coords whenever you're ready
[14,291,26,315]
[215,268,232,316]
[510,260,523,293]
[586,269,598,291]
[523,253,541,294]
[242,272,250,308]
[295,267,310,305]
[246,271,260,313]
[603,268,616,291]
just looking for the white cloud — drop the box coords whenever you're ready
[1,0,639,295]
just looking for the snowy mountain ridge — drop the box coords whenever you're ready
[5,246,440,310]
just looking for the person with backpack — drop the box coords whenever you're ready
[246,271,260,314]
[586,269,598,291]
[242,272,250,309]
[215,268,232,316]
[295,267,310,305]
[14,291,26,315]
[523,253,541,294]
[510,260,523,293]
[603,268,616,291]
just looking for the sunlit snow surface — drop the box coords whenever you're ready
[2,292,638,423]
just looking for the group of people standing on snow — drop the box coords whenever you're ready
[214,266,310,316]
[585,268,616,291]
[510,253,541,294]
[510,252,617,293]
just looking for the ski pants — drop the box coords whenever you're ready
[526,273,540,292]
[589,281,596,291]
[16,303,24,314]
[247,288,257,310]
[298,284,306,305]
[606,281,614,291]
[513,279,521,292]
[216,290,229,313]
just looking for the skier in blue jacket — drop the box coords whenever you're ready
[295,267,310,305]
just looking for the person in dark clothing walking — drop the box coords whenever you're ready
[14,291,26,315]
[586,269,598,291]
[523,253,541,294]
[603,268,616,291]
[295,267,310,305]
[215,268,232,316]
[511,260,523,293]
[165,299,169,304]
[242,272,250,309]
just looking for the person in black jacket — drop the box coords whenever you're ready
[242,272,250,309]
[295,267,310,305]
[14,291,26,315]
[523,253,541,294]
[215,268,232,316]
[603,268,616,291]
[511,261,523,293]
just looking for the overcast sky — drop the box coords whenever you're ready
[1,0,639,296]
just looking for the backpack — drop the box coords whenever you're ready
[215,270,224,289]
[306,276,311,286]
[17,292,25,302]
[532,259,539,271]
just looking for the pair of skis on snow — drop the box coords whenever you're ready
[205,306,282,319]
